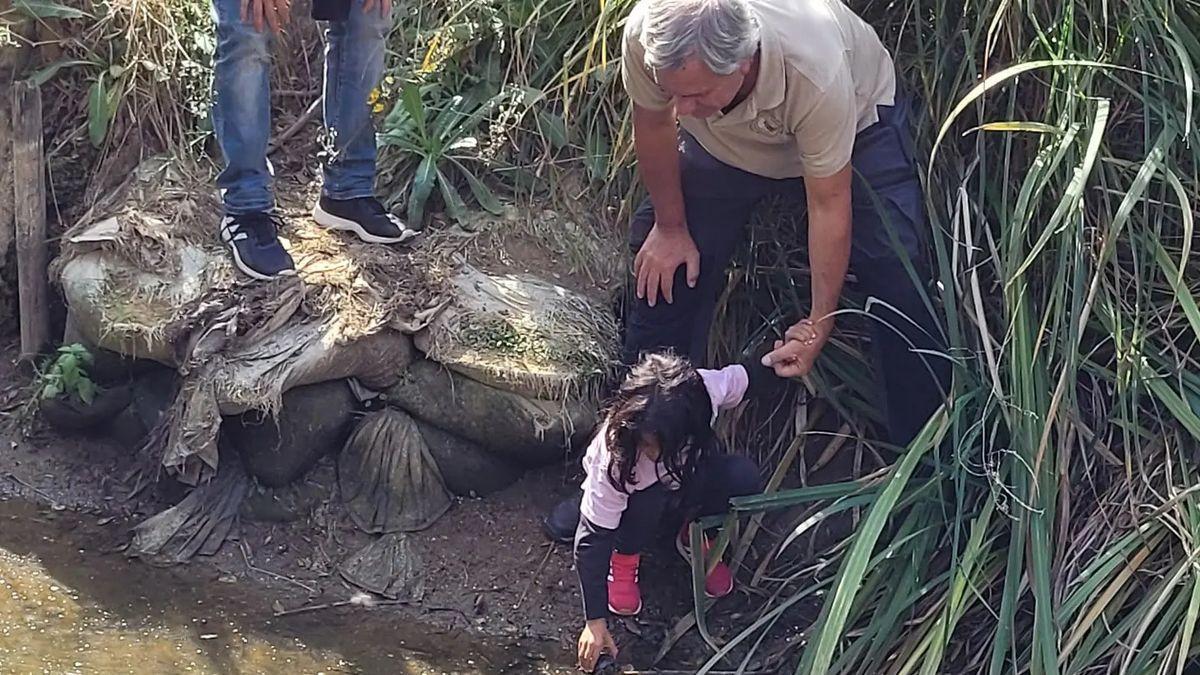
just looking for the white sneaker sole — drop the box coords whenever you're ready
[312,203,419,245]
[607,600,642,617]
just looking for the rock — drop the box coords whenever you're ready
[385,359,596,467]
[415,420,523,496]
[225,380,358,488]
[38,385,132,433]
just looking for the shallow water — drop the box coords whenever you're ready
[0,499,568,674]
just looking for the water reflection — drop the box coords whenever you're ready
[0,500,568,674]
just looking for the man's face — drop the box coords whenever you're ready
[654,56,751,118]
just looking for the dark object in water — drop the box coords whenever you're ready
[594,653,620,674]
[128,446,252,563]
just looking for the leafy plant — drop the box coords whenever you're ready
[376,83,518,226]
[38,344,98,406]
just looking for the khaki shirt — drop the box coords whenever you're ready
[621,0,896,179]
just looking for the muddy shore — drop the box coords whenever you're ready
[0,335,727,674]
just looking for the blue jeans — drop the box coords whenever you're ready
[211,0,392,214]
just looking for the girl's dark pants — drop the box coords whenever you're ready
[614,453,762,555]
[622,85,951,446]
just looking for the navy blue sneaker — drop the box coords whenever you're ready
[313,195,419,245]
[219,212,296,280]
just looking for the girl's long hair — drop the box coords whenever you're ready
[603,351,717,494]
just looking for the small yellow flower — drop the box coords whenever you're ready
[367,87,380,106]
[373,102,386,114]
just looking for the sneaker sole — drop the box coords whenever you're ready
[224,239,296,281]
[313,204,419,245]
[676,529,734,600]
[607,600,642,617]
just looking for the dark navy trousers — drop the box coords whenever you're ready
[613,453,762,555]
[623,85,950,446]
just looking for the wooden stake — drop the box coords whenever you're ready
[11,79,49,361]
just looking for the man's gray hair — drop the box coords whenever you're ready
[641,0,760,76]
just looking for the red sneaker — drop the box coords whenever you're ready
[607,552,643,616]
[677,526,735,599]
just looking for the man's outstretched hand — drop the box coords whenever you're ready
[633,222,700,308]
[762,318,831,379]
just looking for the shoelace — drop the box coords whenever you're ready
[227,213,282,246]
[609,557,638,582]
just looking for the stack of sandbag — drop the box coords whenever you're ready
[51,157,622,558]
[52,158,440,486]
[371,263,616,496]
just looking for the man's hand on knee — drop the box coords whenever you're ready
[633,222,700,307]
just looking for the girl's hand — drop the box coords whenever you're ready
[577,619,619,672]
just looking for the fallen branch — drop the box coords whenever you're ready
[268,97,322,155]
[514,541,556,610]
[239,540,319,594]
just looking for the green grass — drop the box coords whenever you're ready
[381,0,1200,671]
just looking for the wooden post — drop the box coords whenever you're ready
[11,79,49,361]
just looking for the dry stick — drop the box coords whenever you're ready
[807,424,853,475]
[514,542,556,610]
[268,96,322,155]
[731,402,821,577]
[3,472,56,503]
[11,80,49,361]
[273,597,412,618]
[239,540,319,594]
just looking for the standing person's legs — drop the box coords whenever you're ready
[623,133,777,366]
[321,0,392,200]
[211,0,273,215]
[847,83,951,446]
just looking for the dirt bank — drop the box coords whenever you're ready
[0,335,735,673]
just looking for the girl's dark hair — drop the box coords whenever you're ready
[603,351,717,494]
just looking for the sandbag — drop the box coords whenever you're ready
[413,264,617,400]
[225,380,359,488]
[415,420,523,496]
[128,449,252,563]
[60,244,214,365]
[338,409,453,533]
[339,533,425,601]
[386,359,596,466]
[52,158,443,484]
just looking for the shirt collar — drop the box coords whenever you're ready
[710,13,786,125]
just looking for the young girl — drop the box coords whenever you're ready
[574,350,775,672]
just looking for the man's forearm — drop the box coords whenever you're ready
[807,193,852,319]
[632,106,686,230]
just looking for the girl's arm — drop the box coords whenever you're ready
[574,516,616,621]
[574,432,629,621]
[700,347,779,412]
